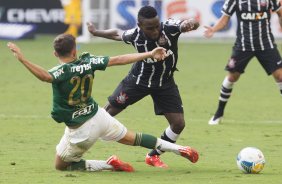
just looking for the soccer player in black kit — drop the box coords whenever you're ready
[204,0,282,125]
[87,6,200,168]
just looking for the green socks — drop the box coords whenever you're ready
[134,133,157,149]
[67,160,86,171]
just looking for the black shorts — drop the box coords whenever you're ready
[225,48,282,75]
[108,75,183,115]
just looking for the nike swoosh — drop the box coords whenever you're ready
[170,33,179,36]
[136,43,146,46]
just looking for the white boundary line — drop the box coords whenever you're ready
[1,114,281,124]
[187,118,282,124]
[0,114,51,119]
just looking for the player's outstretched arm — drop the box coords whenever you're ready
[107,47,166,66]
[204,15,230,38]
[87,22,122,41]
[7,42,53,83]
[277,7,282,28]
[180,18,200,32]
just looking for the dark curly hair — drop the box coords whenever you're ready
[137,6,158,22]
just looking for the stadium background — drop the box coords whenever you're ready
[1,0,281,40]
[1,1,282,184]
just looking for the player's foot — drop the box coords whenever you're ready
[145,154,168,168]
[208,115,222,125]
[107,155,134,172]
[178,146,199,163]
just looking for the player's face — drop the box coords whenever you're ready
[138,16,161,41]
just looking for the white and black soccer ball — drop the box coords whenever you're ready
[236,147,265,174]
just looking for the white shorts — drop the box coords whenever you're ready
[56,107,127,162]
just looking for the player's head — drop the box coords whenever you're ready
[137,6,160,41]
[53,34,76,58]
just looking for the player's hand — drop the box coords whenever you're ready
[151,47,167,61]
[7,42,25,62]
[181,18,200,32]
[87,22,97,35]
[204,26,214,38]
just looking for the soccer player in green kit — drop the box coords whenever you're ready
[7,34,198,172]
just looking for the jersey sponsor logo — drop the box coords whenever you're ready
[71,63,92,74]
[72,104,94,119]
[70,58,104,74]
[166,49,174,57]
[143,49,174,63]
[53,68,64,79]
[143,58,157,63]
[166,18,181,26]
[90,57,105,65]
[124,28,135,36]
[241,12,268,20]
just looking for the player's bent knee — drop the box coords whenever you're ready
[228,73,240,82]
[55,164,67,171]
[273,69,282,82]
[171,120,185,134]
[177,121,185,131]
[55,155,70,171]
[118,131,135,145]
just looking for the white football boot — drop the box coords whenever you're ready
[208,116,222,125]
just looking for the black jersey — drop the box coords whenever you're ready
[122,19,182,88]
[222,0,281,51]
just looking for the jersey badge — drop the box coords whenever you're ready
[158,34,168,46]
[228,58,236,69]
[260,0,267,7]
[116,92,128,104]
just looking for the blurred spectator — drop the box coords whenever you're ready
[60,0,81,37]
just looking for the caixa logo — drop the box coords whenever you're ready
[116,0,162,30]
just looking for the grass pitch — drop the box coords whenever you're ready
[0,36,281,184]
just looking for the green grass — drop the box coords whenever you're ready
[0,35,282,184]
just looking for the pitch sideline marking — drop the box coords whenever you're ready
[0,114,281,124]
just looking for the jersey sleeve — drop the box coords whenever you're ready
[121,28,137,44]
[79,52,109,71]
[89,55,109,71]
[271,0,281,11]
[222,0,236,16]
[164,19,182,35]
[48,64,68,83]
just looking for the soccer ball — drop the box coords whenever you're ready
[236,147,265,174]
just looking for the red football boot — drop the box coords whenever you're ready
[107,155,134,172]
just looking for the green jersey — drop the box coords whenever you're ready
[48,52,109,126]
